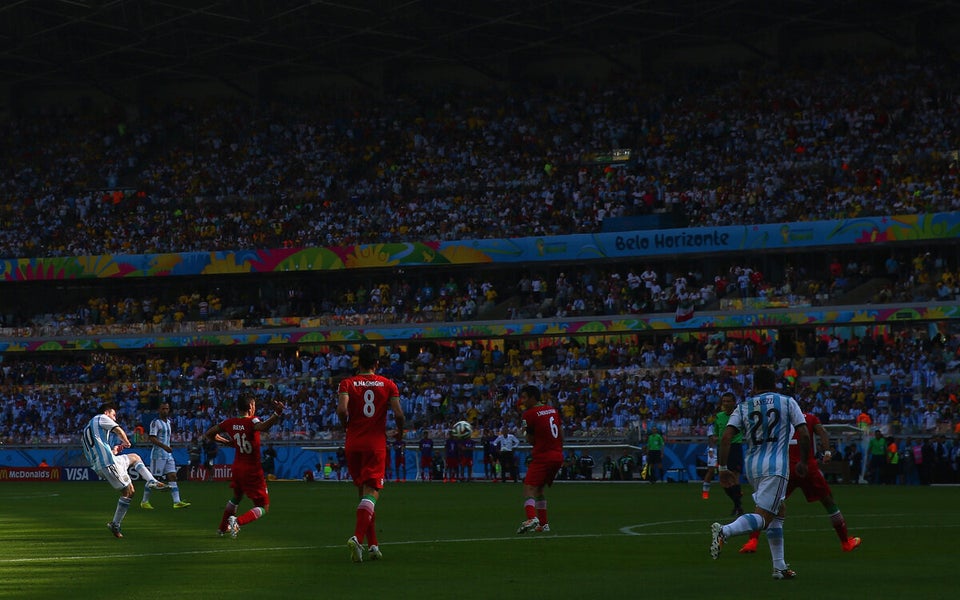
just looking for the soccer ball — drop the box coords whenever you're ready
[451,420,473,439]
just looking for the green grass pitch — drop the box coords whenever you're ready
[1,480,956,599]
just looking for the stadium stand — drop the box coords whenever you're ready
[1,3,959,483]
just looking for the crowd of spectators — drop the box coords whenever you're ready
[2,54,960,485]
[2,326,959,456]
[2,55,960,259]
[3,245,958,337]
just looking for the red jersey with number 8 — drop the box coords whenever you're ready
[339,374,400,452]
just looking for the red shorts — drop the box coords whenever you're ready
[523,458,563,488]
[231,469,269,507]
[347,448,386,489]
[786,461,832,502]
[420,456,433,468]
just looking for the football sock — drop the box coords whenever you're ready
[238,506,264,526]
[702,481,711,494]
[354,495,376,542]
[169,482,181,503]
[825,504,849,543]
[523,497,536,519]
[134,462,157,484]
[766,517,786,570]
[113,496,131,525]
[219,500,238,533]
[366,512,378,547]
[141,487,151,503]
[535,497,547,525]
[721,513,763,538]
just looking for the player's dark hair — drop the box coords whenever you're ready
[520,384,541,403]
[357,344,380,370]
[237,394,255,414]
[99,402,118,414]
[753,366,777,392]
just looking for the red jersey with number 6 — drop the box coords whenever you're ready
[338,374,400,452]
[522,404,564,461]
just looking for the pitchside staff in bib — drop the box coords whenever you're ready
[81,402,168,539]
[516,384,564,534]
[710,366,810,580]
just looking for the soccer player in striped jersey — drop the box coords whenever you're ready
[141,402,191,510]
[710,366,809,580]
[739,410,861,553]
[81,402,167,538]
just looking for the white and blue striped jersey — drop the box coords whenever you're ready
[727,391,805,479]
[82,414,119,471]
[149,417,173,462]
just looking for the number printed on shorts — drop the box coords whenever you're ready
[747,408,781,445]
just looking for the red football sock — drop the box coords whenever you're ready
[524,497,536,519]
[354,496,376,542]
[366,512,378,547]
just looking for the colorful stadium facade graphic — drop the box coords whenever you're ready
[1,304,957,353]
[1,212,958,281]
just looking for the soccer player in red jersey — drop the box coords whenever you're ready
[337,345,406,563]
[516,384,564,534]
[203,393,284,538]
[740,411,861,553]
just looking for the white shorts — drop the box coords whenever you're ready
[151,455,177,477]
[97,455,133,490]
[750,474,788,515]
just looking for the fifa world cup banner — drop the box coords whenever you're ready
[0,466,62,482]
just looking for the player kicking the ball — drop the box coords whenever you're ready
[516,384,563,535]
[81,402,168,538]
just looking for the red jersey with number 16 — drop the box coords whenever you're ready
[522,404,563,461]
[339,373,400,452]
[218,416,264,476]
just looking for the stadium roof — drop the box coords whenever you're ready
[1,0,958,97]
